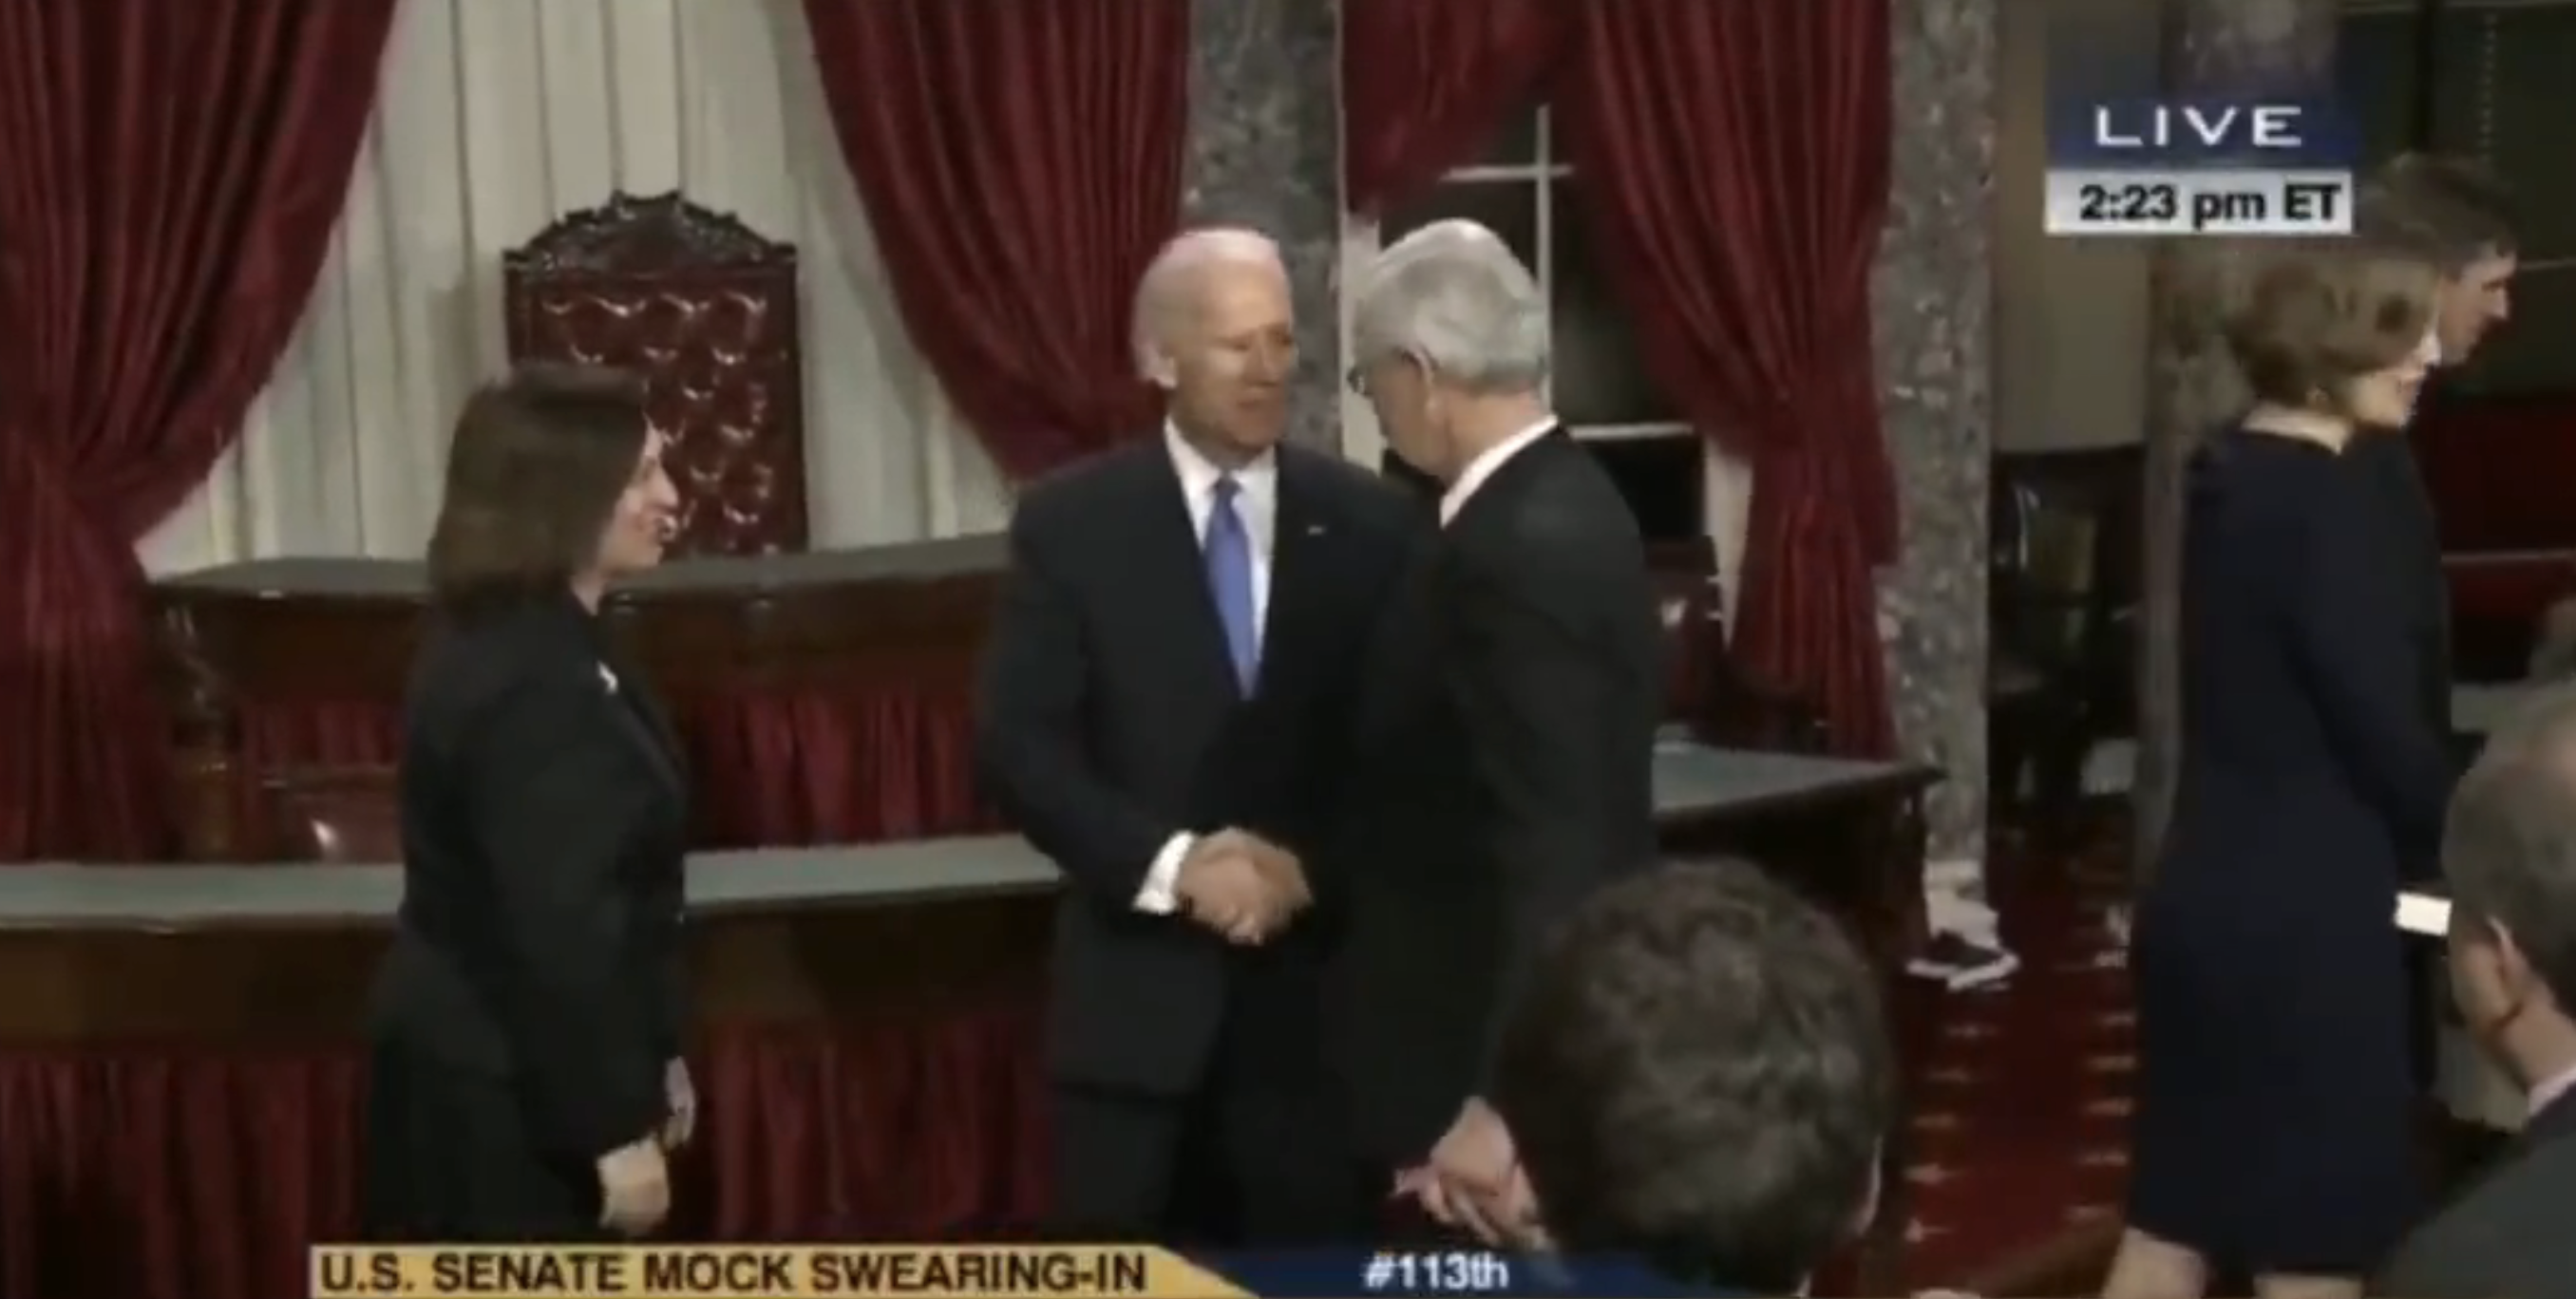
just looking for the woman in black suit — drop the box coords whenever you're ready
[2109,249,2457,1299]
[365,363,690,1240]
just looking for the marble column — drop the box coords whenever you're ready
[1877,0,1998,869]
[1181,0,1343,454]
[2131,0,2339,877]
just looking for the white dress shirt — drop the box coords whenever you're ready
[1438,418,1560,527]
[1134,423,1279,914]
[2530,1061,2576,1118]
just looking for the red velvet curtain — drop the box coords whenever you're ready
[1341,0,1570,216]
[0,0,398,857]
[0,1011,1048,1299]
[801,0,1186,482]
[1557,0,1900,756]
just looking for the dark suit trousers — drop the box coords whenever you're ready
[1050,959,1360,1245]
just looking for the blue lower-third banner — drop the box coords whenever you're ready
[1194,1248,1713,1296]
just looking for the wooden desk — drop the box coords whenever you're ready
[0,743,1932,1298]
[150,539,1008,857]
[145,538,1780,859]
[152,539,1008,703]
[0,744,1928,1039]
[149,539,1746,720]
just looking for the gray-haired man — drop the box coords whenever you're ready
[2377,690,2576,1297]
[2349,154,2518,752]
[1330,220,1663,1242]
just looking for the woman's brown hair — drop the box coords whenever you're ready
[2224,244,2439,407]
[426,363,653,612]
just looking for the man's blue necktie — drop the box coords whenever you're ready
[1204,476,1259,691]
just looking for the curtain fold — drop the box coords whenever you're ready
[800,0,1187,482]
[142,0,1013,575]
[1340,0,1572,216]
[1556,0,1900,756]
[0,0,399,857]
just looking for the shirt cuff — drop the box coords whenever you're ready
[1133,833,1193,914]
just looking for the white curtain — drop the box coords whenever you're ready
[138,0,1011,575]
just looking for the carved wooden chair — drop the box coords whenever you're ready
[503,193,810,556]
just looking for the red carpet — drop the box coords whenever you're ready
[1892,846,2134,1289]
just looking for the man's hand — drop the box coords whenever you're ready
[1175,829,1309,942]
[1397,1164,1544,1248]
[1397,1098,1538,1245]
[1239,832,1311,912]
[596,1136,672,1237]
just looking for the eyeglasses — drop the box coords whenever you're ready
[1349,350,1434,395]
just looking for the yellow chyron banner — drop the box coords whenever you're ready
[309,1246,1247,1299]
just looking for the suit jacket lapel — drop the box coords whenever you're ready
[597,640,688,795]
[545,596,687,796]
[1259,452,1333,698]
[1131,448,1247,705]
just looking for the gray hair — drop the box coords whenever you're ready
[2446,687,2576,1012]
[1352,219,1549,396]
[1129,227,1283,381]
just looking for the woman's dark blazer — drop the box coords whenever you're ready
[369,591,690,1163]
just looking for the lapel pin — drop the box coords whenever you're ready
[598,663,620,694]
[1306,522,1327,536]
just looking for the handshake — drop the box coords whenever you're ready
[1175,828,1311,944]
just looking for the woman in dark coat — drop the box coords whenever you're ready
[2110,248,2458,1299]
[364,364,692,1240]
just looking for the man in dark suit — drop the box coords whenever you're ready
[1493,862,1896,1293]
[1333,219,1663,1239]
[2352,159,2521,1136]
[2376,688,2576,1297]
[1379,445,1443,509]
[974,228,1416,1243]
[2349,155,2518,753]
